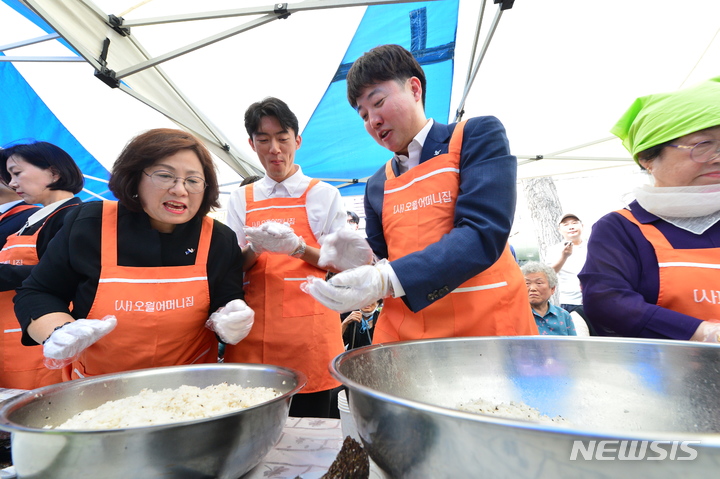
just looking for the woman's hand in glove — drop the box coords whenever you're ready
[43,315,118,369]
[301,259,393,312]
[207,299,255,345]
[244,222,300,255]
[318,228,374,271]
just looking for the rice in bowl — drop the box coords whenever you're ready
[456,397,569,425]
[53,382,280,430]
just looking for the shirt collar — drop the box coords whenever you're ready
[395,119,434,174]
[626,200,661,224]
[257,164,304,197]
[0,199,23,214]
[17,197,74,234]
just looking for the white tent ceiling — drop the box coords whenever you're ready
[2,0,720,186]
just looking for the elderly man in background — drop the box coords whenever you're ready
[522,261,577,336]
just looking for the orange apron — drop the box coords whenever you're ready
[374,121,537,343]
[0,206,75,390]
[617,209,720,319]
[68,201,217,380]
[223,180,343,393]
[0,204,36,222]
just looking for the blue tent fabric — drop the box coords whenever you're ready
[296,0,459,196]
[3,0,458,199]
[2,0,113,201]
[3,0,76,53]
[0,54,114,201]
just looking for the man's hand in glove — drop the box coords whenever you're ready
[302,259,394,312]
[244,221,300,255]
[43,315,118,368]
[207,299,255,345]
[690,320,720,343]
[318,228,374,271]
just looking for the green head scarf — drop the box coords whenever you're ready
[611,77,720,163]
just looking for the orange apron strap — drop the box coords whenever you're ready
[100,200,212,265]
[303,178,320,197]
[244,182,254,203]
[195,217,213,264]
[100,201,119,266]
[615,208,673,249]
[0,204,35,221]
[384,161,395,180]
[448,121,466,156]
[384,121,466,181]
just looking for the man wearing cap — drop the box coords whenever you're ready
[549,213,590,328]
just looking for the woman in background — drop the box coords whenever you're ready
[14,129,254,380]
[580,77,720,342]
[0,141,84,389]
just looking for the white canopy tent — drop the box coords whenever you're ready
[2,0,720,188]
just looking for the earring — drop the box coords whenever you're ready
[132,194,138,198]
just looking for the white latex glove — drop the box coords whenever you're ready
[318,228,374,271]
[301,259,393,312]
[206,299,255,345]
[43,315,118,369]
[690,321,720,343]
[244,221,300,255]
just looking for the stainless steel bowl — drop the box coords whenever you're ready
[0,363,305,479]
[330,336,720,478]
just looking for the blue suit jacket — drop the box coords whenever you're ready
[363,116,517,312]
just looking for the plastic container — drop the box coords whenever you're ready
[337,389,360,442]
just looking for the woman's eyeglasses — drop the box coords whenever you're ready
[143,170,207,194]
[667,139,720,163]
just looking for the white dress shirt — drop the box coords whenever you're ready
[226,165,346,246]
[394,119,434,174]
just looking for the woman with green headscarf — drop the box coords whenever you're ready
[578,77,720,342]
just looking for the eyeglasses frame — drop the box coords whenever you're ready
[142,170,207,194]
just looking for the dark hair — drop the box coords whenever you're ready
[0,141,84,194]
[244,97,299,139]
[346,44,427,109]
[347,210,360,224]
[636,140,675,168]
[240,175,263,186]
[108,129,220,218]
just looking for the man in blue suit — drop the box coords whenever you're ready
[304,44,536,341]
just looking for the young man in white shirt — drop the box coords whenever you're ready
[224,97,346,418]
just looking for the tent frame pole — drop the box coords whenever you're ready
[114,0,432,78]
[122,0,428,27]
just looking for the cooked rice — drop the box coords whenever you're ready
[54,382,280,430]
[456,397,569,424]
